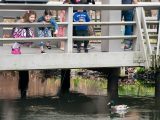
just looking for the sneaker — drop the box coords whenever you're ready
[124,45,133,51]
[11,48,21,54]
[84,48,88,53]
[77,48,81,53]
[41,50,46,54]
[46,45,51,49]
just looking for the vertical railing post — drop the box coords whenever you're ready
[134,7,142,51]
[141,7,152,55]
[0,16,3,46]
[156,21,160,67]
[156,21,160,55]
[135,7,150,68]
[133,8,140,51]
[65,6,73,53]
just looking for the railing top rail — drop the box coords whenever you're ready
[0,35,137,43]
[0,37,68,43]
[0,21,136,27]
[0,22,68,27]
[0,3,160,10]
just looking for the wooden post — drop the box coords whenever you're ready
[107,68,120,102]
[60,69,70,94]
[18,71,29,99]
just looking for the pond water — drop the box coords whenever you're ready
[0,96,159,120]
[0,71,159,120]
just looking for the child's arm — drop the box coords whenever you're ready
[85,12,91,22]
[37,16,44,22]
[50,18,58,35]
[73,13,79,22]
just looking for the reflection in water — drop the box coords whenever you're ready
[0,94,109,120]
[1,101,18,120]
[0,96,160,120]
[112,110,128,118]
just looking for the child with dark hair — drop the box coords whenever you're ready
[12,10,37,54]
[38,10,58,53]
[73,10,91,53]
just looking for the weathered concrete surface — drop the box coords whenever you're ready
[0,44,144,70]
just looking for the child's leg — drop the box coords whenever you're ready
[44,28,52,49]
[83,30,89,52]
[12,42,21,49]
[75,30,82,53]
[77,41,81,52]
[39,42,45,53]
[38,29,46,53]
[84,40,89,49]
[46,41,51,49]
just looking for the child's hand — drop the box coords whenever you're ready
[42,21,46,25]
[18,18,24,23]
[54,29,58,35]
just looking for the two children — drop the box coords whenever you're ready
[12,10,58,54]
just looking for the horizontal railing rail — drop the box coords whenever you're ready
[0,4,160,10]
[0,36,136,42]
[0,37,67,43]
[0,22,68,27]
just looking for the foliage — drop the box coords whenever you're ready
[73,77,80,88]
[71,76,107,94]
[71,76,154,97]
[119,80,154,97]
[134,67,145,74]
[133,67,155,88]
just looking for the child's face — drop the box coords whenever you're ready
[44,15,51,22]
[29,14,36,23]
